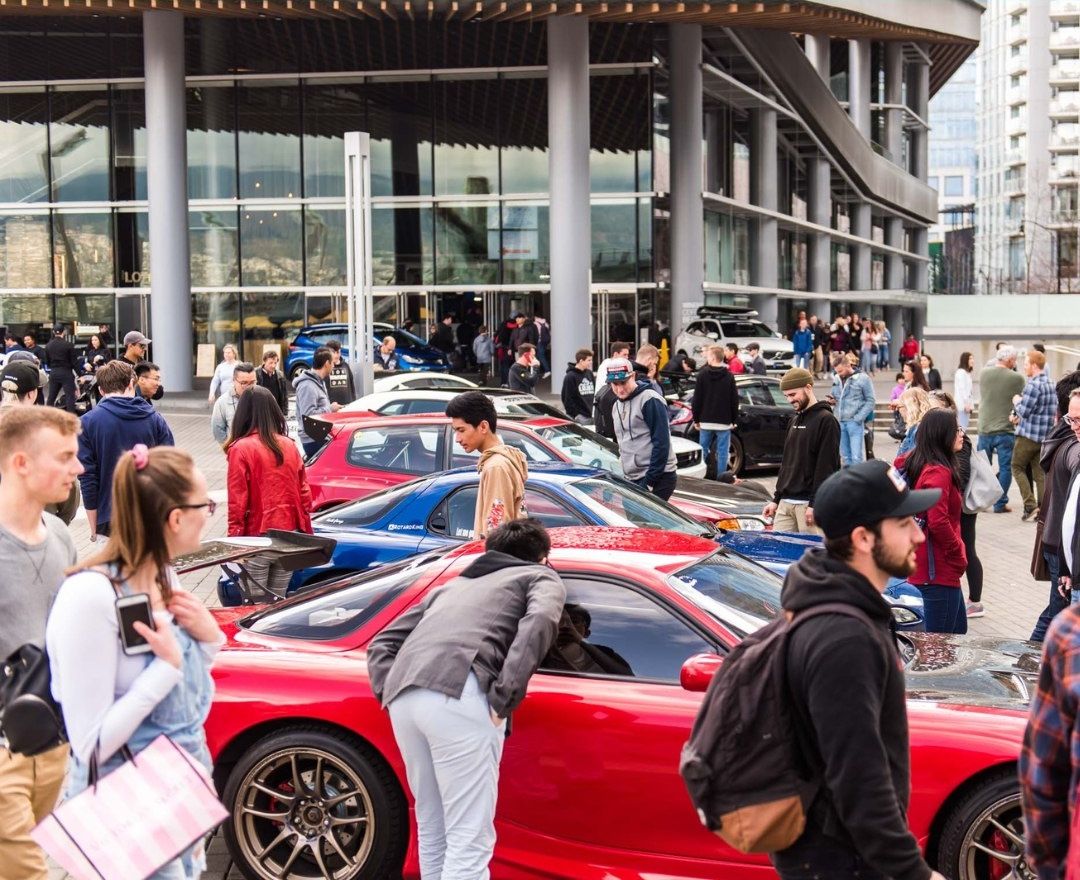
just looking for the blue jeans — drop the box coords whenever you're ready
[918,585,968,634]
[839,420,866,467]
[1031,549,1067,642]
[794,353,810,370]
[877,343,890,369]
[699,428,732,477]
[860,349,875,374]
[977,432,1015,512]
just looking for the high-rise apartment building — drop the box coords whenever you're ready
[973,0,1079,294]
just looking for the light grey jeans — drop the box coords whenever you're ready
[387,673,505,880]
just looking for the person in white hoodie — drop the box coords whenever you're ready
[954,351,975,430]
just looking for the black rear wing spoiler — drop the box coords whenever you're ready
[175,529,337,575]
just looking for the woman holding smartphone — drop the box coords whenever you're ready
[47,444,223,880]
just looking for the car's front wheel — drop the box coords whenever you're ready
[223,727,407,880]
[935,769,1031,880]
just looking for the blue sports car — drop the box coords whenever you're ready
[218,462,924,628]
[285,322,450,379]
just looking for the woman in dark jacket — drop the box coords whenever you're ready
[80,333,112,373]
[895,407,968,633]
[225,386,312,597]
[921,354,942,391]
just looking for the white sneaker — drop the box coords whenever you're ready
[542,371,551,379]
[966,601,985,619]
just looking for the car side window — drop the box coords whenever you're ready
[741,382,773,407]
[450,432,556,468]
[346,425,442,475]
[766,383,789,407]
[686,321,704,336]
[540,578,714,682]
[309,330,343,346]
[431,486,588,540]
[403,399,450,415]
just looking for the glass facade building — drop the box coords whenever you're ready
[0,8,978,386]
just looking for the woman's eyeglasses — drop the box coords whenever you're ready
[175,500,217,516]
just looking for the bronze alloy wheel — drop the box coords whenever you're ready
[231,745,377,880]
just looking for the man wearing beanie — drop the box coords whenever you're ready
[762,367,840,533]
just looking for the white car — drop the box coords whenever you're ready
[370,372,477,393]
[674,307,794,373]
[342,388,707,478]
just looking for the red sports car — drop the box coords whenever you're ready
[203,529,1036,880]
[303,413,770,527]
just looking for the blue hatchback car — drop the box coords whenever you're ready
[285,322,450,379]
[218,462,923,628]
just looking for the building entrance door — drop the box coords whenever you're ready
[591,289,639,359]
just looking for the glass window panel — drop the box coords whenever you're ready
[240,207,303,287]
[591,73,648,193]
[435,202,498,284]
[50,87,111,202]
[0,89,49,203]
[46,20,110,80]
[234,20,301,74]
[368,80,433,197]
[55,294,115,333]
[192,292,240,371]
[0,20,50,81]
[638,196,653,283]
[305,206,347,287]
[112,86,147,201]
[0,295,53,339]
[500,203,549,285]
[241,291,305,360]
[115,211,150,289]
[53,211,113,289]
[189,209,240,288]
[500,74,548,194]
[303,82,363,199]
[237,82,301,199]
[187,84,237,200]
[110,18,144,79]
[185,19,235,76]
[116,293,149,351]
[651,83,668,194]
[372,206,433,285]
[434,77,499,197]
[0,212,51,288]
[307,293,347,325]
[591,200,637,283]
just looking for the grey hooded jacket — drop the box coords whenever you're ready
[293,370,332,444]
[612,380,677,484]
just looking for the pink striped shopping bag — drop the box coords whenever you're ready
[32,735,229,880]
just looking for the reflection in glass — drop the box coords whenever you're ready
[369,80,433,197]
[500,203,549,284]
[435,77,499,196]
[0,90,49,203]
[305,207,347,287]
[303,83,363,198]
[591,73,649,193]
[591,200,637,283]
[56,294,116,330]
[112,86,147,201]
[501,74,548,193]
[240,207,303,286]
[50,87,111,202]
[0,213,51,288]
[0,295,53,337]
[191,292,240,368]
[238,82,301,199]
[638,196,653,282]
[189,209,239,287]
[242,291,305,359]
[372,206,433,285]
[53,212,113,288]
[436,202,498,284]
[187,84,236,200]
[115,211,150,288]
[306,293,346,325]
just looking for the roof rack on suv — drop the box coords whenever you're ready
[696,305,759,319]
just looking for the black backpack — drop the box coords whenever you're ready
[679,602,876,854]
[0,644,67,757]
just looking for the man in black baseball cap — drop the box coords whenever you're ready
[0,361,48,406]
[770,459,946,880]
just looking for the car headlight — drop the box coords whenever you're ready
[399,354,422,364]
[891,607,920,626]
[736,517,766,531]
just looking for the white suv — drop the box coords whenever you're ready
[674,308,794,374]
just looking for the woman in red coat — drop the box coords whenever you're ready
[894,407,968,633]
[225,385,312,597]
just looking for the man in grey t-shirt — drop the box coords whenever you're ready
[0,406,82,880]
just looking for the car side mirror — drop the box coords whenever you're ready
[680,652,723,692]
[707,332,719,340]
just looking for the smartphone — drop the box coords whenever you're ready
[115,594,155,655]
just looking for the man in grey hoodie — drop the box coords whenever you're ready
[368,519,565,880]
[607,357,677,500]
[294,347,340,457]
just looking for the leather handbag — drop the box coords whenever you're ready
[963,449,1002,514]
[1032,519,1051,582]
[888,410,907,441]
[0,644,67,757]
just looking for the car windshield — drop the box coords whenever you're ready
[667,551,783,638]
[313,480,421,529]
[241,550,451,641]
[537,424,623,474]
[568,478,713,537]
[721,321,776,339]
[499,399,567,419]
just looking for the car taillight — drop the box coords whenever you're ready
[716,518,741,531]
[288,344,299,351]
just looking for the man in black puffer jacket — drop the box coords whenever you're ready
[774,461,945,880]
[690,345,739,480]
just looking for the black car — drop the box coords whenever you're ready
[669,374,794,474]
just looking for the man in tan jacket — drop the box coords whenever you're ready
[445,390,528,538]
